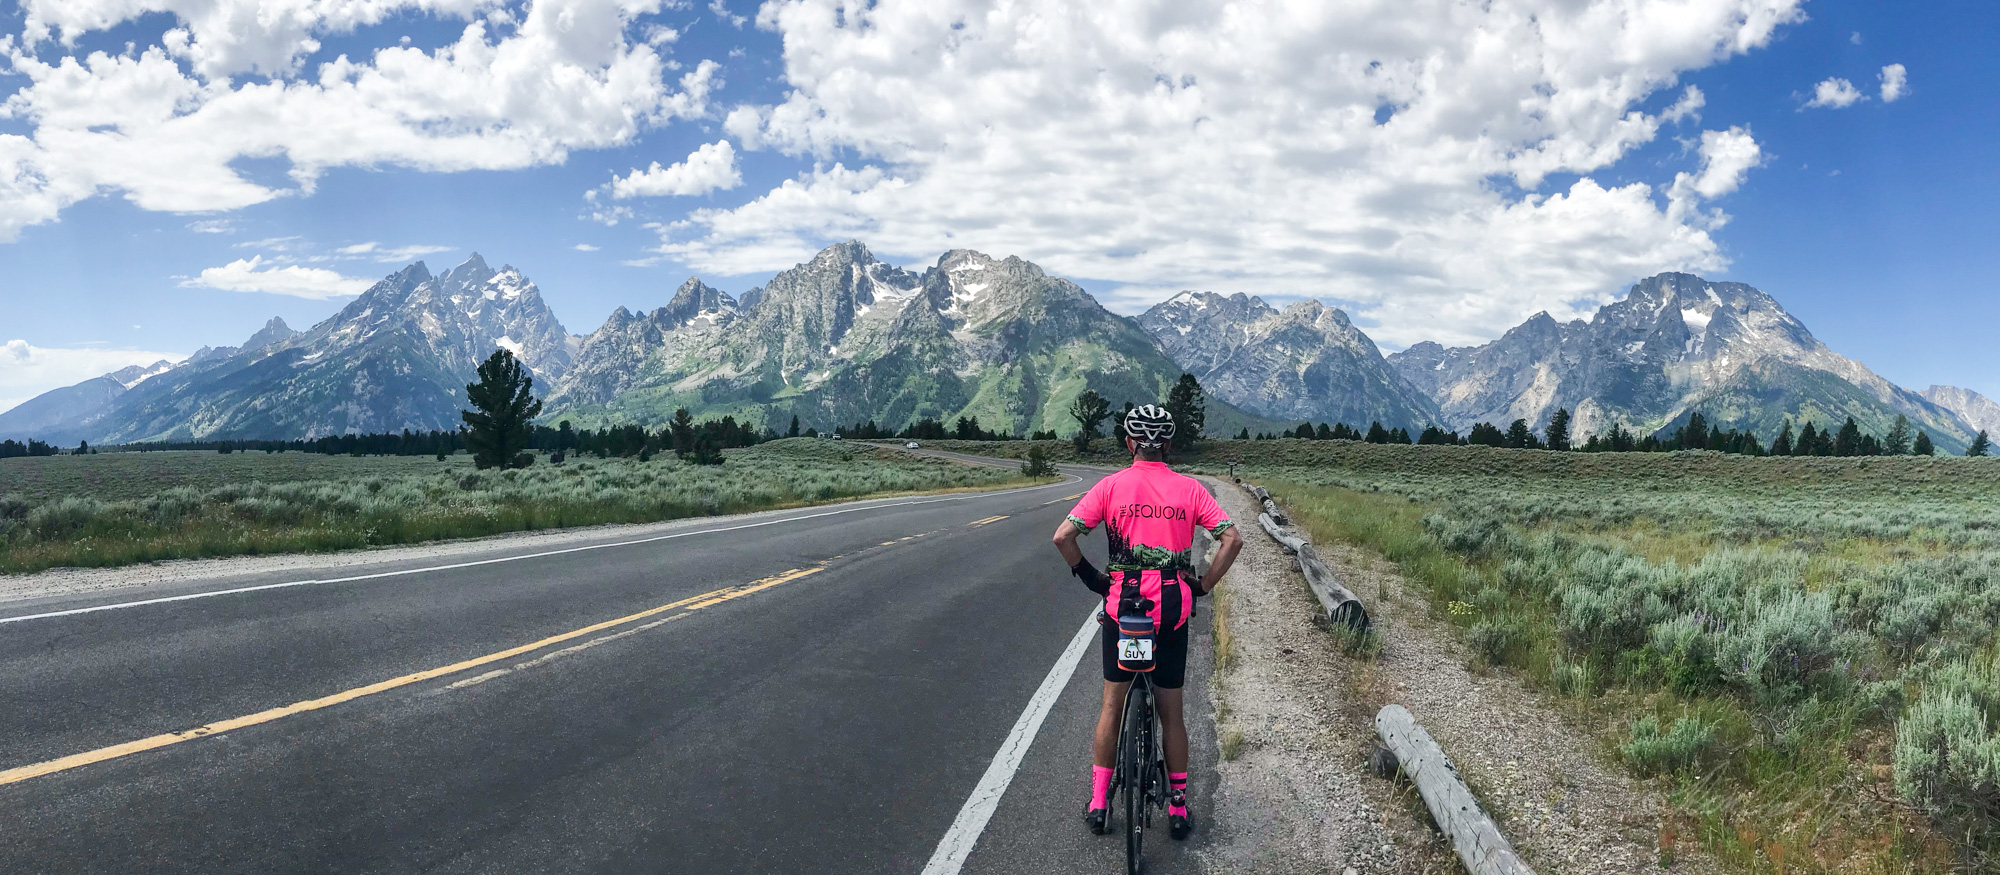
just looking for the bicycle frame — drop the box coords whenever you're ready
[1110,670,1166,874]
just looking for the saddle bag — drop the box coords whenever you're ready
[1115,608,1157,673]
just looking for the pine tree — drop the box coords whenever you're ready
[1834,416,1863,457]
[1163,373,1207,451]
[1068,389,1111,453]
[1885,414,1911,455]
[1815,423,1836,456]
[1544,408,1572,451]
[1971,430,1992,457]
[1771,419,1794,456]
[1390,427,1413,444]
[1915,431,1935,456]
[1235,427,1250,440]
[1504,418,1534,449]
[1682,412,1708,450]
[461,349,543,470]
[788,415,801,438]
[1468,422,1506,447]
[1794,422,1818,456]
[670,407,696,458]
[1315,423,1333,440]
[1366,421,1390,443]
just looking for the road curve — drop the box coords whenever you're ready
[0,457,1217,874]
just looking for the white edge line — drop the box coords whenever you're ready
[919,608,1100,875]
[0,473,1082,626]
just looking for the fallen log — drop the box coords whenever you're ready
[1258,512,1369,631]
[1374,705,1536,875]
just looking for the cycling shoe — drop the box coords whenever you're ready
[1084,806,1108,835]
[1169,811,1193,840]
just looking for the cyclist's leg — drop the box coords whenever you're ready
[1155,687,1188,774]
[1095,679,1133,769]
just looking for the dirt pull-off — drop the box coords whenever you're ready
[1197,478,1722,875]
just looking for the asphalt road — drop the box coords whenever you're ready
[0,455,1217,874]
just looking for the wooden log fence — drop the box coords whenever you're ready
[1240,481,1369,631]
[1374,705,1536,875]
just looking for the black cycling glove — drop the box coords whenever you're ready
[1071,557,1110,596]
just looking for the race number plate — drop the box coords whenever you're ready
[1119,637,1155,661]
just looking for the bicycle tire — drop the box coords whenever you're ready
[1124,683,1147,875]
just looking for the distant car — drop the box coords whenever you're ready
[831,434,843,440]
[905,441,920,449]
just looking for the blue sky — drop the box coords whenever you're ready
[0,0,1995,413]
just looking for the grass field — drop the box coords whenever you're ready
[0,440,1040,575]
[1169,440,2000,874]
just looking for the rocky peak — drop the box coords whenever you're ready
[657,277,737,327]
[241,317,297,353]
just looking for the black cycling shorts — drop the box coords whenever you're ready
[1101,617,1190,689]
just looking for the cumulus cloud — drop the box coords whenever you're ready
[0,339,186,414]
[654,0,1804,347]
[1880,64,1909,102]
[0,0,721,241]
[180,255,373,298]
[1804,77,1867,109]
[1666,126,1762,228]
[608,139,742,198]
[574,243,601,251]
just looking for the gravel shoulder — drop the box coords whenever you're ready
[1199,477,1724,875]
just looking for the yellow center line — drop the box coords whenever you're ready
[1041,491,1088,506]
[0,565,825,787]
[968,515,1009,527]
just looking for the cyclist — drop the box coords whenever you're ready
[1051,404,1243,841]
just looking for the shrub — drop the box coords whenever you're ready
[1622,713,1719,776]
[27,496,105,539]
[1896,655,2000,852]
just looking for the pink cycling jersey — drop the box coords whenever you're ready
[1066,460,1233,631]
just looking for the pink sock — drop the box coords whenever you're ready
[1167,772,1188,815]
[1090,766,1113,810]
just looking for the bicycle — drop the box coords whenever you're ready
[1108,635,1167,874]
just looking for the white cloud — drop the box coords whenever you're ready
[607,139,742,198]
[1850,32,1863,45]
[369,244,452,263]
[659,0,1804,347]
[186,218,236,233]
[0,339,186,415]
[337,241,380,254]
[574,243,601,251]
[1880,64,1909,102]
[1666,126,1762,229]
[180,255,373,298]
[0,0,721,241]
[1804,77,1867,109]
[708,0,746,28]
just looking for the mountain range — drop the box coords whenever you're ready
[3,244,1993,453]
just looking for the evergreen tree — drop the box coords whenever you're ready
[1860,434,1882,456]
[1885,414,1911,456]
[1315,423,1333,440]
[670,408,696,458]
[1544,408,1572,451]
[1682,412,1709,450]
[1709,425,1726,451]
[1504,418,1535,449]
[1971,430,1992,457]
[1366,421,1390,443]
[1468,422,1506,447]
[1235,427,1250,440]
[1915,431,1935,456]
[1163,373,1207,451]
[1771,419,1794,456]
[1067,389,1111,453]
[1814,423,1836,456]
[1835,416,1863,456]
[1390,427,1413,444]
[1294,423,1315,440]
[788,415,801,438]
[1794,422,1818,456]
[461,349,542,470]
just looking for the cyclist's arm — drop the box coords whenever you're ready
[1194,525,1243,596]
[1052,519,1087,567]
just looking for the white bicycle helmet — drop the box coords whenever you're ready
[1124,404,1176,448]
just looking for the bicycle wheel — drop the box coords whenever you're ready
[1123,684,1147,875]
